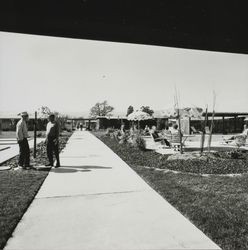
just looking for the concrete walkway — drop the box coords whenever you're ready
[5,131,220,250]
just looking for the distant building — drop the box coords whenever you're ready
[0,113,47,131]
[1,111,248,134]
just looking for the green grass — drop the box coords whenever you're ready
[0,131,72,249]
[94,132,248,250]
[0,171,48,249]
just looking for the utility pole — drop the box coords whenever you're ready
[208,91,216,153]
[33,111,37,158]
[200,106,208,154]
[174,87,183,154]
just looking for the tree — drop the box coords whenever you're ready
[140,106,154,116]
[37,106,68,130]
[53,111,68,130]
[90,100,114,117]
[126,105,134,116]
[37,106,52,118]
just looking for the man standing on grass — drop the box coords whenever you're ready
[45,114,60,168]
[16,111,31,170]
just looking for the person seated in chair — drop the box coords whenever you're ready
[168,122,174,133]
[150,126,170,146]
[143,125,150,136]
[171,124,183,142]
[162,126,172,143]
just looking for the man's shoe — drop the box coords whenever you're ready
[14,166,23,170]
[55,165,61,168]
[45,163,53,167]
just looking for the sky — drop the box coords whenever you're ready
[0,31,248,117]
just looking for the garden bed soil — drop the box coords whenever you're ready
[0,131,71,168]
[163,150,248,175]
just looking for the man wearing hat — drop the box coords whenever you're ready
[16,111,30,169]
[45,114,60,167]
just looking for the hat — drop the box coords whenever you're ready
[18,111,29,116]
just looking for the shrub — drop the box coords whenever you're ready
[105,128,116,136]
[228,149,244,159]
[135,134,146,150]
[119,132,129,144]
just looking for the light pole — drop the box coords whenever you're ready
[33,111,37,158]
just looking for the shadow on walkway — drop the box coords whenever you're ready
[50,165,112,174]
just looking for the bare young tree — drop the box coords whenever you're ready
[37,106,67,130]
[208,91,216,153]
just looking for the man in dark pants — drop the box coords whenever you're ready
[16,111,30,170]
[45,114,60,168]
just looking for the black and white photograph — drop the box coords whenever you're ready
[0,2,248,250]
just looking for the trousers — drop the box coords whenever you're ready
[18,138,30,167]
[47,138,60,166]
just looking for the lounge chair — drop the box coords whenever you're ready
[222,134,247,148]
[235,135,247,148]
[191,126,201,134]
[171,131,184,151]
[162,131,172,142]
[142,133,168,150]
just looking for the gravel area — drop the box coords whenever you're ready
[0,132,72,169]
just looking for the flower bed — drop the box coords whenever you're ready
[96,132,248,175]
[159,150,248,175]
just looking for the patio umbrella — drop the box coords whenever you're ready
[127,110,153,129]
[127,110,153,121]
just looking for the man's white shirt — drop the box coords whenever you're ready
[16,119,29,141]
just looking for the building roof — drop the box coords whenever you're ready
[1,2,247,54]
[97,116,127,120]
[202,112,248,117]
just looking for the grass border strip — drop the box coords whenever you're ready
[142,165,244,177]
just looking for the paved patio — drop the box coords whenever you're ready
[4,131,220,250]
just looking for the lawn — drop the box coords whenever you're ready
[0,131,72,249]
[94,131,248,250]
